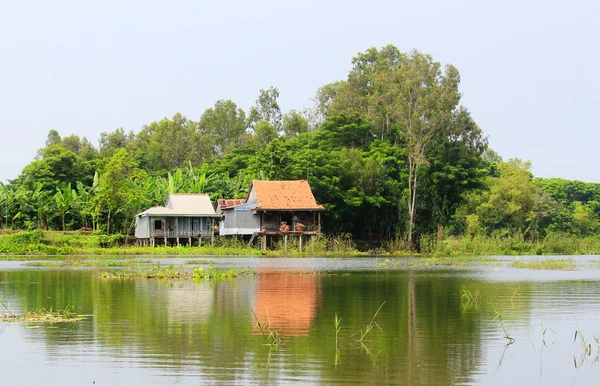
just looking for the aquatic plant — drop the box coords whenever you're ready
[460,287,482,308]
[0,302,84,323]
[252,309,285,349]
[511,258,576,270]
[356,301,385,343]
[493,311,514,344]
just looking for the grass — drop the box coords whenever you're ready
[0,300,84,323]
[511,258,576,270]
[356,301,385,344]
[4,229,600,257]
[252,309,285,349]
[493,311,515,344]
[378,256,498,268]
[25,258,151,268]
[99,262,254,279]
[460,287,482,308]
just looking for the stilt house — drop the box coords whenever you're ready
[219,180,325,249]
[135,194,220,246]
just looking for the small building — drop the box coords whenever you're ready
[135,194,220,246]
[215,199,247,235]
[220,180,325,249]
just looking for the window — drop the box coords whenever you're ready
[154,220,162,230]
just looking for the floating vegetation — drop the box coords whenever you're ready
[185,259,215,265]
[511,258,576,270]
[0,300,84,324]
[378,256,498,268]
[25,259,151,268]
[100,263,254,280]
[192,265,252,279]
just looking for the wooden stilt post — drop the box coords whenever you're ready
[299,234,303,251]
[262,235,267,250]
[199,237,202,247]
[284,234,288,251]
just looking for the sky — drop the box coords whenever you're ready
[1,0,598,183]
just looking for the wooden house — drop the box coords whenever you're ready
[219,180,325,249]
[135,194,220,246]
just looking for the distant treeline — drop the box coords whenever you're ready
[2,45,599,251]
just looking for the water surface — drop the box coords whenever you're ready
[1,256,600,385]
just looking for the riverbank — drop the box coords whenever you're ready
[2,229,600,258]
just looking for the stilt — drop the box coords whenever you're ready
[284,234,288,251]
[211,236,214,246]
[188,237,191,246]
[299,234,303,251]
[164,236,167,246]
[199,237,202,247]
[262,235,267,250]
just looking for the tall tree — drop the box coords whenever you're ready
[199,100,247,156]
[249,87,282,130]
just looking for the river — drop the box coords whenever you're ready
[1,256,599,385]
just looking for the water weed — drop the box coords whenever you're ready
[511,258,576,270]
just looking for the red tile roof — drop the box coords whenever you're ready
[250,180,325,211]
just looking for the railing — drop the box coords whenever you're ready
[152,230,213,238]
[262,223,320,233]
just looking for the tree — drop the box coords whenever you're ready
[253,120,278,149]
[53,183,77,231]
[249,87,282,130]
[94,149,140,234]
[199,100,247,156]
[319,46,485,248]
[282,110,309,138]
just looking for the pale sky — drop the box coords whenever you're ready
[1,0,598,183]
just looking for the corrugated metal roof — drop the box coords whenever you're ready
[137,194,218,217]
[216,199,247,211]
[250,180,325,211]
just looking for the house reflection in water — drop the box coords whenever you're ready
[252,270,321,337]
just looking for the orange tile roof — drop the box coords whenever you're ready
[250,180,325,211]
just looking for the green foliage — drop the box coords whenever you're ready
[2,45,599,253]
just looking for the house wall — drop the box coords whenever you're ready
[247,185,258,204]
[220,209,260,235]
[135,216,150,238]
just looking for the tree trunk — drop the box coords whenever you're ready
[61,214,66,232]
[106,209,111,235]
[407,158,418,250]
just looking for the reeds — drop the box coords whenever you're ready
[252,309,285,349]
[357,302,385,343]
[460,287,482,308]
[493,311,515,344]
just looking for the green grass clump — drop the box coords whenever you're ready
[511,258,576,270]
[378,256,497,268]
[100,262,254,280]
[193,265,253,279]
[0,301,84,324]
